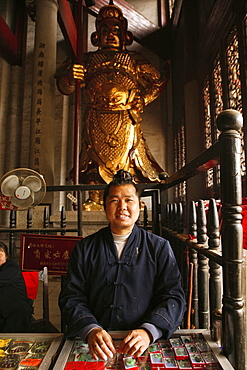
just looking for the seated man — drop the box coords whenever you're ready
[59,170,186,360]
[0,242,32,332]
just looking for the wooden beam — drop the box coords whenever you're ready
[0,15,18,64]
[58,0,77,57]
[160,142,221,188]
[0,0,27,65]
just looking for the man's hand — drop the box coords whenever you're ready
[118,329,152,357]
[87,328,116,361]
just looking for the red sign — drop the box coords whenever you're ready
[0,194,17,210]
[20,234,83,275]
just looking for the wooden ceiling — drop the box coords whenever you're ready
[0,0,174,65]
[85,0,173,60]
[69,0,173,60]
[87,0,160,40]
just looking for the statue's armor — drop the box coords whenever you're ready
[79,50,164,183]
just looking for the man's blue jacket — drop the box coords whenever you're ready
[59,224,186,339]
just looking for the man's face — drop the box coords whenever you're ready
[100,21,122,50]
[0,249,7,266]
[105,184,140,235]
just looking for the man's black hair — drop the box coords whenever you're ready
[103,170,140,209]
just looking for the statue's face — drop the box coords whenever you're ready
[99,20,122,50]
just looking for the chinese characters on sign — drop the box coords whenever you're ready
[33,43,46,172]
[20,234,83,275]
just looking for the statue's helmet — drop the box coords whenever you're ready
[91,1,133,50]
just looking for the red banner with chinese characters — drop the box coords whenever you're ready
[20,234,83,275]
[0,194,17,210]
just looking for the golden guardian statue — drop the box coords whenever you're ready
[55,1,169,208]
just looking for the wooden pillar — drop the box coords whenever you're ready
[207,198,222,339]
[188,201,199,328]
[29,0,58,190]
[197,199,209,329]
[217,109,245,369]
[0,0,11,176]
[183,0,205,206]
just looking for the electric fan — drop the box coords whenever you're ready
[0,168,46,210]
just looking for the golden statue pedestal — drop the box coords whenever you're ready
[82,190,104,211]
